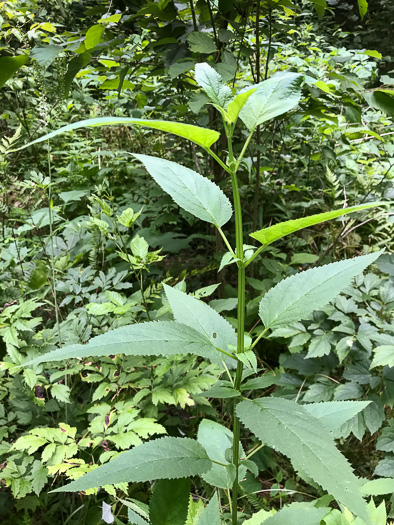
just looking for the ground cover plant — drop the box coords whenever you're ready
[0,0,394,524]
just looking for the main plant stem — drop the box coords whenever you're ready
[228,136,245,525]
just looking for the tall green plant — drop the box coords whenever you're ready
[18,64,386,525]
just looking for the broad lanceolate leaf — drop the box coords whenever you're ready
[259,251,383,330]
[250,203,385,246]
[54,437,212,492]
[24,321,219,367]
[164,285,236,356]
[133,155,232,227]
[196,494,221,525]
[264,503,330,525]
[303,401,371,432]
[197,419,246,489]
[0,55,29,89]
[195,63,232,108]
[12,118,220,152]
[149,478,190,525]
[239,72,303,131]
[237,398,370,523]
[361,478,394,496]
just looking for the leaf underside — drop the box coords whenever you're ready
[237,398,370,523]
[164,285,236,357]
[196,493,221,525]
[24,321,221,367]
[53,437,212,492]
[239,72,303,130]
[133,154,232,227]
[303,400,371,432]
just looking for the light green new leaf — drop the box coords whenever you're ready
[53,437,212,492]
[226,88,257,123]
[196,494,221,525]
[23,321,219,367]
[243,508,276,524]
[358,0,368,19]
[195,63,232,108]
[303,401,371,432]
[259,251,383,330]
[237,398,370,523]
[85,24,104,49]
[149,478,190,525]
[164,285,236,357]
[371,345,394,368]
[265,503,330,525]
[0,55,29,89]
[133,155,232,227]
[361,478,394,496]
[197,419,246,489]
[250,203,385,246]
[239,72,303,131]
[12,118,220,152]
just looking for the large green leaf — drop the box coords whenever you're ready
[85,24,104,49]
[303,401,371,432]
[195,63,232,108]
[64,52,91,96]
[0,55,29,89]
[259,251,383,330]
[149,478,190,525]
[53,437,212,492]
[12,118,220,152]
[23,321,219,367]
[133,155,232,227]
[196,494,221,525]
[239,72,303,131]
[237,398,370,523]
[164,285,236,356]
[250,203,385,246]
[197,419,246,489]
[31,46,61,69]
